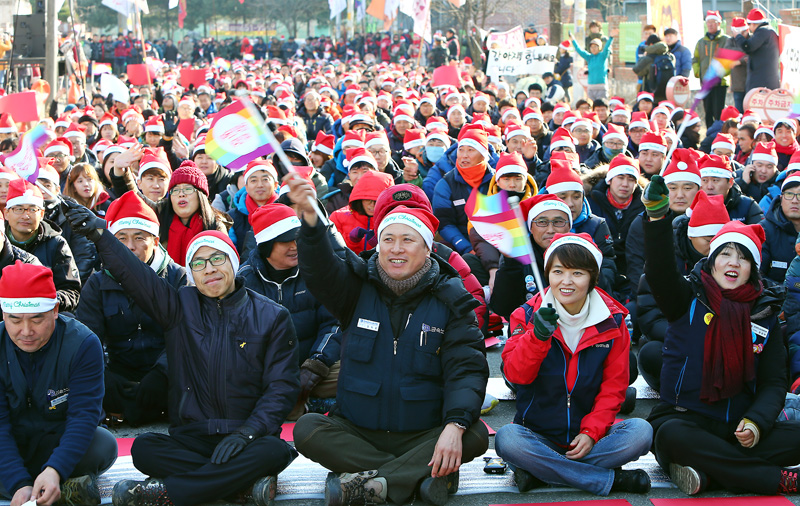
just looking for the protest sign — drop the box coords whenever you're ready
[432,65,461,88]
[485,26,526,51]
[486,46,557,79]
[127,64,156,85]
[0,92,40,123]
[780,24,800,96]
[180,69,208,89]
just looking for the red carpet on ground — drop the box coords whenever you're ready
[651,497,794,506]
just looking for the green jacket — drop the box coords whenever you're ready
[692,32,731,86]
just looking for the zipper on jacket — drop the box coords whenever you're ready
[393,338,397,355]
[217,300,222,316]
[675,357,688,405]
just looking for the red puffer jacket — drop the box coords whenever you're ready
[330,171,394,254]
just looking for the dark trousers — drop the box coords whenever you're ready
[703,85,728,127]
[104,369,168,426]
[0,427,118,498]
[638,340,663,391]
[650,404,800,495]
[463,253,490,287]
[294,414,489,504]
[131,426,297,506]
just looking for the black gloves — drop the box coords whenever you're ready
[533,304,559,341]
[299,358,330,402]
[63,199,105,242]
[163,111,178,138]
[210,427,257,465]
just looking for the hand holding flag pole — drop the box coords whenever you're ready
[508,195,545,293]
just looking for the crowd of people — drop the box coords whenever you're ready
[1,6,800,506]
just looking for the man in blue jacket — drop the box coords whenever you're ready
[66,203,300,506]
[759,174,800,283]
[76,192,188,427]
[0,261,116,506]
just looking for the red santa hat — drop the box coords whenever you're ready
[485,124,502,146]
[774,118,797,133]
[553,103,571,118]
[144,115,165,134]
[699,153,734,179]
[731,17,748,33]
[98,113,118,130]
[363,131,389,151]
[608,96,625,109]
[420,92,436,107]
[720,106,741,123]
[687,192,729,238]
[751,141,778,165]
[746,8,767,24]
[36,160,60,186]
[63,123,86,141]
[0,261,58,314]
[559,39,571,50]
[522,107,543,124]
[638,131,667,154]
[342,130,367,150]
[636,91,654,103]
[782,170,800,190]
[457,125,490,160]
[544,232,603,270]
[628,111,650,131]
[243,159,278,183]
[106,190,161,237]
[561,111,582,128]
[345,147,378,170]
[711,132,737,153]
[250,203,302,244]
[786,151,800,175]
[0,165,20,182]
[402,129,426,150]
[6,179,43,209]
[525,97,542,110]
[54,114,71,130]
[709,221,766,267]
[473,92,490,105]
[663,148,702,186]
[312,131,335,155]
[392,107,415,126]
[683,110,701,127]
[138,148,171,179]
[494,152,528,179]
[740,109,761,125]
[0,113,16,134]
[705,9,722,22]
[603,123,628,145]
[501,107,521,123]
[549,127,576,152]
[551,151,581,171]
[376,205,438,250]
[546,159,583,195]
[505,122,531,141]
[425,116,448,133]
[43,138,73,158]
[184,230,240,284]
[520,194,573,230]
[606,154,640,184]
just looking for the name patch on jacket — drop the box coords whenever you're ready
[772,261,788,269]
[357,318,380,331]
[751,323,768,340]
[47,388,69,409]
[453,199,466,206]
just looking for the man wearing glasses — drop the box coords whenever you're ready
[757,174,800,284]
[65,201,299,506]
[43,139,74,192]
[3,180,80,313]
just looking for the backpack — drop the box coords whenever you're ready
[649,53,675,96]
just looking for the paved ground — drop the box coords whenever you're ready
[108,340,800,505]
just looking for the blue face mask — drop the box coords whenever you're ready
[603,146,624,159]
[426,146,445,163]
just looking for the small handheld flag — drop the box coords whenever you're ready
[205,98,275,169]
[0,124,49,184]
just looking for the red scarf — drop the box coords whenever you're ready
[245,193,277,217]
[606,189,633,209]
[167,214,204,267]
[775,140,800,156]
[735,149,751,166]
[456,161,488,188]
[699,270,762,404]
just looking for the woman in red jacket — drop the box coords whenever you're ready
[330,165,394,255]
[495,233,652,495]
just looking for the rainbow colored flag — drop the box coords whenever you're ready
[694,48,745,104]
[205,98,274,169]
[790,93,800,119]
[0,124,49,183]
[466,188,533,265]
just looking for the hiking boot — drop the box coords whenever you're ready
[325,470,387,506]
[56,475,100,506]
[780,468,799,494]
[513,468,546,492]
[669,463,707,495]
[419,476,449,506]
[113,478,174,506]
[611,469,651,493]
[249,476,277,506]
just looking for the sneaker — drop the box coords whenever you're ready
[611,469,651,494]
[306,397,337,415]
[113,478,174,506]
[780,468,799,494]
[669,463,706,495]
[249,476,277,506]
[325,470,386,506]
[513,468,546,493]
[481,394,499,415]
[56,475,100,506]
[419,476,448,506]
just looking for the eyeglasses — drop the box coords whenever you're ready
[532,218,569,228]
[604,141,626,149]
[783,191,800,201]
[170,186,198,196]
[50,153,67,159]
[189,254,228,272]
[7,206,42,216]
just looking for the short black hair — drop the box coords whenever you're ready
[545,243,600,292]
[575,98,592,110]
[529,83,543,92]
[664,28,678,36]
[706,242,761,287]
[540,101,554,113]
[592,99,608,110]
[646,34,661,45]
[738,123,756,139]
[497,98,516,110]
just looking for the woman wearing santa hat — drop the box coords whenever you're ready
[496,232,652,495]
[641,175,799,496]
[287,173,489,506]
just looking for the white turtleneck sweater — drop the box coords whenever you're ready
[542,287,611,353]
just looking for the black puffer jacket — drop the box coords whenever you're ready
[7,220,81,313]
[45,199,98,284]
[94,231,300,437]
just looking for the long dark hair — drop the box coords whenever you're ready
[705,242,761,287]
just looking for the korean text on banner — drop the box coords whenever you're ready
[486,46,557,79]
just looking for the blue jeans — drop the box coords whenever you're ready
[495,418,653,495]
[733,91,745,115]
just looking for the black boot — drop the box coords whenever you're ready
[611,468,651,493]
[513,468,547,492]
